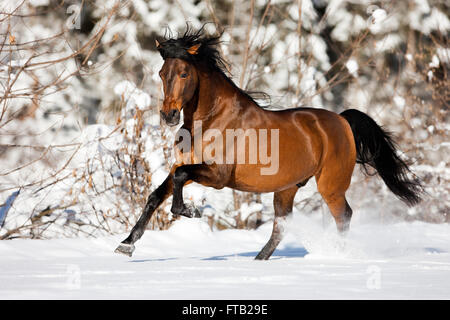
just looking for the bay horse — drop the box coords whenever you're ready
[115,27,423,260]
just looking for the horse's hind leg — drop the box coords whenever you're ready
[316,170,353,234]
[115,174,173,257]
[320,193,353,233]
[255,186,299,260]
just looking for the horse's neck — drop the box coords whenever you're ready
[183,69,254,130]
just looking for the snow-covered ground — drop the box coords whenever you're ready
[1,214,449,300]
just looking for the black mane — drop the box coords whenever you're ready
[157,24,230,75]
[157,25,271,108]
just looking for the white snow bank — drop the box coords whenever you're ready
[1,216,449,299]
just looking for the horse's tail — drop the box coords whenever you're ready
[340,109,423,206]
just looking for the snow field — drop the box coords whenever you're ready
[1,213,450,299]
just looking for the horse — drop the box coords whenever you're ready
[115,27,423,260]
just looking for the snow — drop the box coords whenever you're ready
[114,80,151,112]
[1,215,450,299]
[375,34,402,52]
[29,0,50,6]
[346,58,358,77]
[436,48,450,65]
[429,55,440,68]
[309,34,331,70]
[393,96,405,108]
[371,9,387,24]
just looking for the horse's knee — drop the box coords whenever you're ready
[173,166,189,184]
[145,176,172,206]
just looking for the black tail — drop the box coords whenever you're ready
[340,109,423,206]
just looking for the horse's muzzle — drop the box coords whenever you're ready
[160,109,180,126]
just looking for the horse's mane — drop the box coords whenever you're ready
[157,24,270,108]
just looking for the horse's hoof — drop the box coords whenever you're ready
[173,204,201,218]
[114,243,135,257]
[185,204,201,218]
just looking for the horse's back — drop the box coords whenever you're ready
[228,106,356,192]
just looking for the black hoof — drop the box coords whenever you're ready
[188,204,201,218]
[173,204,201,218]
[114,243,135,257]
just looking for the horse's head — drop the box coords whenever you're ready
[156,25,226,126]
[157,40,201,126]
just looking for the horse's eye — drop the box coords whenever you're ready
[180,73,188,79]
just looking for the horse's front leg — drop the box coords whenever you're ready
[114,172,174,257]
[171,164,217,218]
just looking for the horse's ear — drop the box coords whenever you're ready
[187,43,201,55]
[155,39,161,49]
